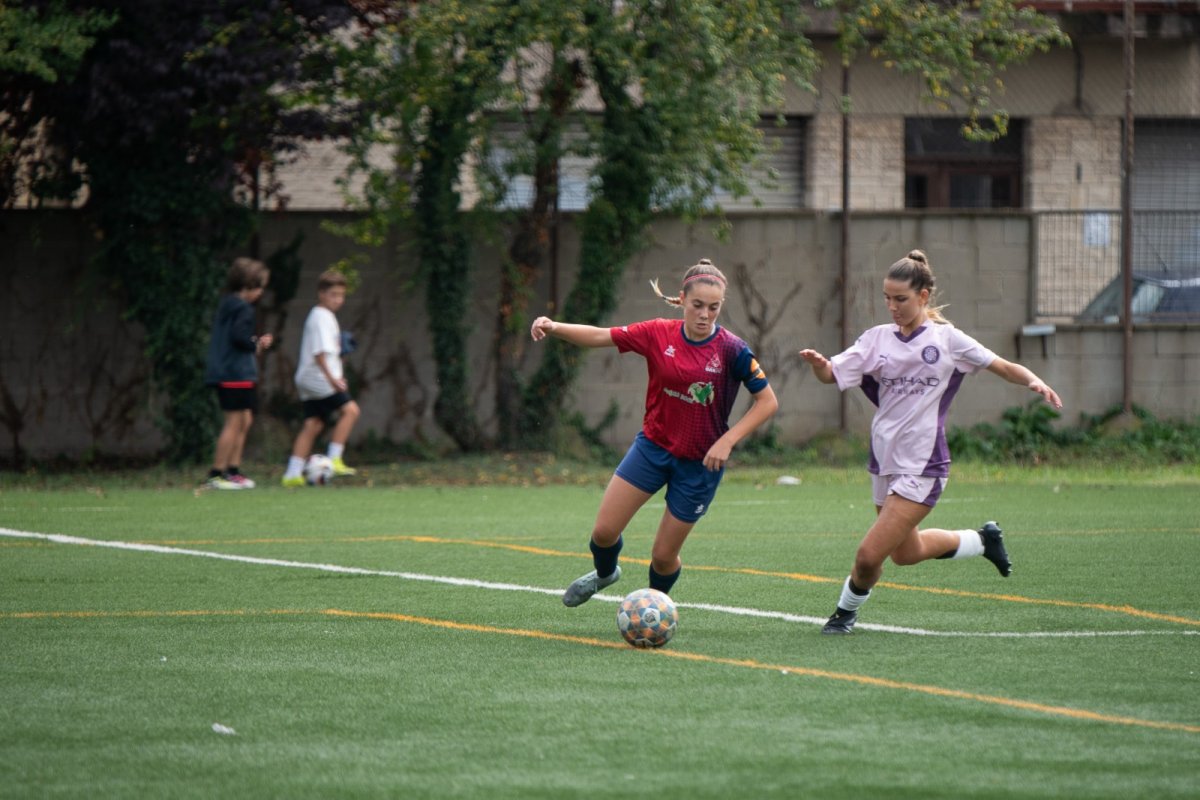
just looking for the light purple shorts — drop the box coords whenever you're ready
[871,474,946,509]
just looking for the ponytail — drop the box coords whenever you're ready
[887,249,949,324]
[649,258,728,308]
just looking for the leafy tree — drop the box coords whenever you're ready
[331,0,1066,451]
[330,1,537,451]
[515,1,817,447]
[481,11,587,449]
[822,0,1068,140]
[5,0,354,462]
[332,0,817,449]
[0,0,113,201]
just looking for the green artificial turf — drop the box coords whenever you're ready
[1,464,1197,798]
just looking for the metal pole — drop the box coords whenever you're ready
[550,161,560,314]
[839,63,851,432]
[1121,0,1135,415]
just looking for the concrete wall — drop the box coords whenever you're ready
[3,209,1197,462]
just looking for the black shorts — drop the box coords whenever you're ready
[302,392,352,422]
[216,384,258,412]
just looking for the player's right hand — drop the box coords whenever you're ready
[530,317,556,341]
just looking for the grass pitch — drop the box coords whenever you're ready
[1,463,1198,798]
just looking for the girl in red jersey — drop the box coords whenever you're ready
[530,259,778,606]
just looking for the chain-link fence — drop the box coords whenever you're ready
[1033,118,1200,322]
[1035,210,1200,321]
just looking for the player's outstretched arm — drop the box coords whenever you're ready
[530,316,614,348]
[798,349,836,384]
[986,357,1063,409]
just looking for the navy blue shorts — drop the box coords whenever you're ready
[301,392,352,423]
[614,432,724,523]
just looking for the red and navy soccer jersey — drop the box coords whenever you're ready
[610,319,769,461]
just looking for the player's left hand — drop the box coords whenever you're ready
[1030,379,1063,410]
[703,440,732,471]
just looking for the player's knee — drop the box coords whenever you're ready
[590,528,621,548]
[649,548,679,574]
[343,401,361,421]
[650,558,679,577]
[853,548,885,574]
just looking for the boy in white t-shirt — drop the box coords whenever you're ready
[281,270,362,486]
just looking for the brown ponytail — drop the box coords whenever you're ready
[649,258,728,308]
[887,249,949,323]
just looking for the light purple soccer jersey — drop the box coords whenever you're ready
[830,323,997,477]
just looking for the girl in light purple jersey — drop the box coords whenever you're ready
[799,249,1062,634]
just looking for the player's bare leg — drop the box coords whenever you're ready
[328,401,360,475]
[824,495,931,634]
[210,410,252,489]
[562,476,652,607]
[648,511,696,595]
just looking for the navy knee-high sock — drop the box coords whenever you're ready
[591,536,623,579]
[649,564,682,595]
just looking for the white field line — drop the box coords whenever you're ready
[1,527,1194,639]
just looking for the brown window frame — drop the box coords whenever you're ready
[904,119,1024,209]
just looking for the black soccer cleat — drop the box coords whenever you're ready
[979,521,1012,577]
[821,607,858,635]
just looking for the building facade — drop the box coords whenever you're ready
[3,5,1198,462]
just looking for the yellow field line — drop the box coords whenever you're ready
[7,606,1194,734]
[106,532,1200,628]
[323,608,1200,734]
[338,535,1200,627]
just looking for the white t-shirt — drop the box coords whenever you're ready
[294,305,343,401]
[831,322,997,477]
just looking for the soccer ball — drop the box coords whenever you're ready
[303,454,335,486]
[616,588,678,648]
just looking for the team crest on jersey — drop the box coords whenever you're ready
[922,345,940,364]
[664,345,676,358]
[688,381,714,405]
[704,354,722,373]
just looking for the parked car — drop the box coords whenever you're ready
[1077,271,1200,322]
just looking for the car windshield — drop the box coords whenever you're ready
[1077,272,1200,322]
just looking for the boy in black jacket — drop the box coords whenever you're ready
[203,257,273,489]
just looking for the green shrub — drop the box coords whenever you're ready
[948,402,1200,465]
